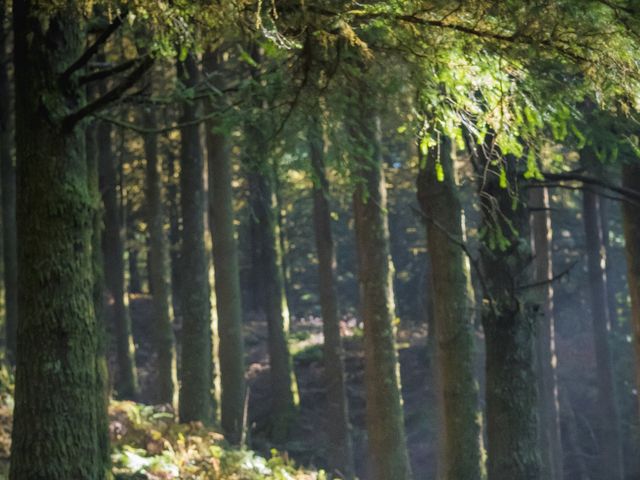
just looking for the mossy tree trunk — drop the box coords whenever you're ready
[10,2,105,477]
[177,53,215,424]
[529,186,563,480]
[476,147,540,480]
[203,50,246,444]
[0,0,16,365]
[142,84,177,406]
[416,136,482,480]
[166,153,181,319]
[309,109,355,478]
[582,176,624,480]
[350,95,411,480]
[243,46,296,440]
[99,108,139,400]
[85,106,111,479]
[622,162,640,417]
[246,161,297,438]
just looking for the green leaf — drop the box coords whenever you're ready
[523,150,544,180]
[499,166,507,188]
[419,136,430,156]
[436,162,444,182]
[178,45,189,62]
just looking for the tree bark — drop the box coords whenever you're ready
[309,109,355,478]
[166,153,181,319]
[622,162,640,419]
[350,103,411,480]
[86,107,111,480]
[128,247,142,293]
[10,2,105,477]
[416,136,482,480]
[142,92,177,406]
[177,53,214,424]
[476,148,540,480]
[243,46,297,440]
[599,195,619,330]
[203,50,246,444]
[583,183,624,480]
[99,107,139,400]
[529,186,563,480]
[0,0,16,365]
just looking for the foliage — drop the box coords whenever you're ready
[0,394,324,480]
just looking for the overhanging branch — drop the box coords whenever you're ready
[63,56,154,130]
[61,8,128,82]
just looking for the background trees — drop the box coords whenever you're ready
[3,1,640,480]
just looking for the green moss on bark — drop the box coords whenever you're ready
[417,136,482,480]
[177,53,215,424]
[10,3,105,478]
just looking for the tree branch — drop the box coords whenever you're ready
[61,8,128,82]
[78,57,141,85]
[63,56,154,130]
[540,171,640,203]
[518,261,578,291]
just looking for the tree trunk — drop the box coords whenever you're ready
[128,247,142,294]
[0,0,16,365]
[99,110,139,400]
[243,46,297,440]
[10,3,105,477]
[416,136,482,480]
[529,186,563,480]
[622,162,640,418]
[203,50,246,444]
[86,107,111,479]
[246,162,298,438]
[583,185,624,480]
[177,53,214,424]
[166,153,181,319]
[476,149,540,480]
[350,107,411,479]
[274,161,294,314]
[599,196,619,330]
[309,109,355,478]
[143,93,177,406]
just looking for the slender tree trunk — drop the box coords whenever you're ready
[10,3,104,477]
[203,50,246,443]
[274,161,293,314]
[143,92,177,406]
[599,196,619,330]
[99,110,139,400]
[166,153,181,318]
[560,388,590,480]
[128,247,142,293]
[0,0,16,365]
[622,162,640,418]
[350,103,411,480]
[476,148,540,480]
[244,46,297,440]
[309,109,355,478]
[529,186,563,480]
[583,184,624,480]
[246,163,297,438]
[416,136,482,480]
[177,53,214,424]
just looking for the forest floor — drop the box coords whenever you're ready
[128,294,447,479]
[0,295,632,479]
[128,294,637,480]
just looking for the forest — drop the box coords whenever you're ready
[1,1,640,479]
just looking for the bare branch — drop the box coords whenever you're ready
[61,8,128,82]
[63,56,154,130]
[78,57,142,85]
